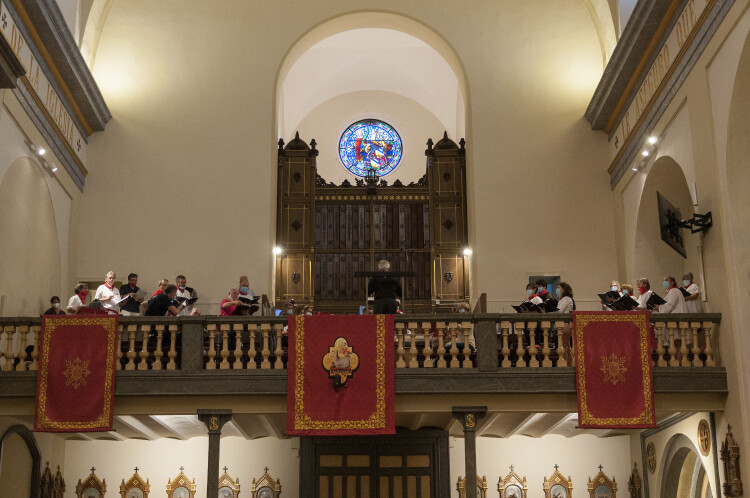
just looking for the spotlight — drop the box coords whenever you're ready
[51,164,58,173]
[37,147,46,156]
[642,150,650,157]
[272,247,282,255]
[632,166,638,172]
[463,247,472,256]
[647,136,659,145]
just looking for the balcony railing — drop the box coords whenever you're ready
[0,313,722,373]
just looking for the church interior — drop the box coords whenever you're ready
[1,0,749,496]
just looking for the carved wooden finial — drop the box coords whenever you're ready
[295,131,300,140]
[443,131,448,140]
[459,138,466,149]
[180,466,184,473]
[278,138,285,150]
[310,138,317,150]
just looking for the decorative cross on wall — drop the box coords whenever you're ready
[554,464,559,471]
[264,467,269,474]
[599,465,603,472]
[91,467,96,474]
[180,466,184,473]
[134,467,139,474]
[223,466,228,473]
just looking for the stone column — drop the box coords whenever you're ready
[452,406,487,498]
[197,409,232,498]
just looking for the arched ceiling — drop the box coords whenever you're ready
[280,28,461,140]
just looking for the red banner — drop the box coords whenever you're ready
[574,311,656,428]
[287,314,395,435]
[35,316,118,432]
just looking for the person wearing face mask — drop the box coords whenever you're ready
[238,275,255,298]
[658,276,686,313]
[601,280,622,310]
[524,284,543,306]
[43,296,66,315]
[681,272,704,313]
[535,279,552,301]
[67,283,89,314]
[620,284,634,298]
[94,270,121,313]
[635,278,653,309]
[556,282,575,313]
[174,275,199,316]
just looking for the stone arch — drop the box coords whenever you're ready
[273,11,470,142]
[0,425,41,498]
[633,155,700,288]
[0,157,61,316]
[79,0,117,67]
[657,433,712,498]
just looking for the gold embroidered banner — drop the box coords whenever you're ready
[574,311,656,428]
[286,314,395,435]
[35,316,118,432]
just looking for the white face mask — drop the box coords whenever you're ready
[53,302,60,309]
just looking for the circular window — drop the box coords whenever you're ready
[338,119,403,177]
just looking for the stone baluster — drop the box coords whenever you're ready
[116,324,124,370]
[233,324,244,370]
[500,321,511,368]
[527,321,539,368]
[152,325,164,370]
[15,325,29,371]
[448,322,460,368]
[408,322,419,368]
[260,323,271,369]
[422,322,434,368]
[274,324,284,369]
[219,324,230,370]
[461,322,472,368]
[690,322,702,367]
[29,325,40,371]
[554,321,567,367]
[166,324,178,370]
[395,323,406,368]
[667,322,678,367]
[654,322,667,367]
[436,322,447,368]
[206,324,218,370]
[679,322,690,367]
[125,325,137,370]
[247,324,257,369]
[541,321,552,367]
[2,326,14,371]
[515,322,526,368]
[702,321,715,366]
[138,325,150,370]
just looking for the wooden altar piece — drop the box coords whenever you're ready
[456,475,488,498]
[627,464,642,498]
[119,468,149,498]
[166,467,196,498]
[543,465,573,498]
[498,466,528,498]
[218,467,240,498]
[76,467,106,497]
[41,463,65,498]
[587,465,617,498]
[721,425,743,497]
[251,467,281,498]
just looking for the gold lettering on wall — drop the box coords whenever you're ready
[28,56,39,91]
[210,416,219,430]
[676,1,697,46]
[9,23,22,57]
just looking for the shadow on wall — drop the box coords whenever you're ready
[634,156,698,287]
[0,157,60,316]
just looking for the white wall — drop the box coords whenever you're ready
[450,434,632,496]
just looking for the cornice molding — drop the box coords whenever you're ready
[0,26,25,87]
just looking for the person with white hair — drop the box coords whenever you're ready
[94,270,121,313]
[367,260,402,314]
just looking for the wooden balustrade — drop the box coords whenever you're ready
[0,314,724,373]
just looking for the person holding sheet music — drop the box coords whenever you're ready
[658,276,686,313]
[239,275,253,297]
[175,274,199,316]
[94,271,121,313]
[524,284,543,306]
[221,288,255,316]
[635,278,653,309]
[682,272,703,313]
[600,280,622,310]
[119,273,144,316]
[144,284,186,316]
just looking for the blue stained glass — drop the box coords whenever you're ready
[338,120,403,177]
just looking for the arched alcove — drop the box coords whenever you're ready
[658,433,712,498]
[0,425,41,498]
[633,156,700,286]
[275,12,469,183]
[0,157,61,316]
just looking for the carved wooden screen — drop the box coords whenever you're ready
[276,133,468,313]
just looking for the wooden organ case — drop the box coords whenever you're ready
[275,132,469,313]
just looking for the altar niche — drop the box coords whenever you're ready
[299,428,450,498]
[275,132,469,314]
